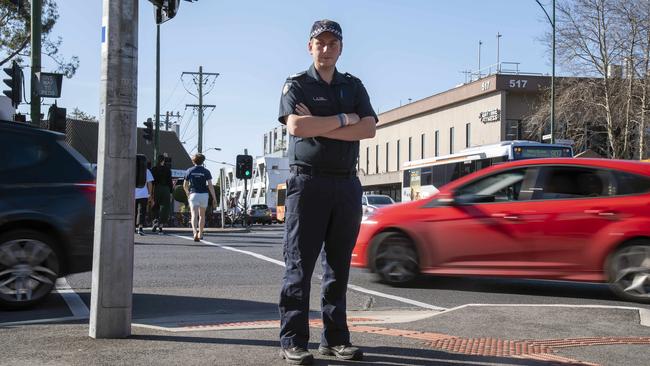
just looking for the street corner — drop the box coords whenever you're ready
[341,304,650,366]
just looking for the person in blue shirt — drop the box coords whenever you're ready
[183,153,217,242]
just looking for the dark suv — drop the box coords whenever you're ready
[0,121,95,309]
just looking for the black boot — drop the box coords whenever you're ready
[318,344,363,361]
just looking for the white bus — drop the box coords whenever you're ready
[401,140,573,202]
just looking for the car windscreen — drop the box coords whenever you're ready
[367,196,393,205]
[513,146,573,159]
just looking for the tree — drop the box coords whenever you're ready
[527,0,649,159]
[69,107,96,122]
[0,0,79,77]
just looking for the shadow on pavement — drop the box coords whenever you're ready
[384,274,620,303]
[131,335,575,366]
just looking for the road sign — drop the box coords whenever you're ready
[542,134,552,141]
[556,139,574,145]
[37,72,63,98]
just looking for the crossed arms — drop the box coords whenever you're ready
[285,103,376,141]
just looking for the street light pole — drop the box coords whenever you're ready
[30,0,41,125]
[154,23,161,163]
[536,0,556,144]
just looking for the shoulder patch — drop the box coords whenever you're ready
[282,82,291,95]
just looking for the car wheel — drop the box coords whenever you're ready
[0,230,61,309]
[373,233,419,285]
[607,240,650,303]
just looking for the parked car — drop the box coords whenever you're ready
[353,158,650,303]
[362,194,395,219]
[0,121,96,309]
[248,204,273,225]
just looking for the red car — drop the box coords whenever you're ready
[352,158,650,303]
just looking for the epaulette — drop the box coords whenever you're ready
[287,71,306,80]
[344,72,361,82]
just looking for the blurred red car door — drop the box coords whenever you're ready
[529,166,650,276]
[421,166,544,274]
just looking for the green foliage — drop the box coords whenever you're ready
[0,0,79,77]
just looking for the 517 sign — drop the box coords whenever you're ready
[508,79,528,88]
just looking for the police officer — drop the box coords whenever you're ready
[278,19,377,365]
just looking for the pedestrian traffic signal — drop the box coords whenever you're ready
[236,154,253,180]
[47,103,67,133]
[143,119,154,142]
[2,61,22,108]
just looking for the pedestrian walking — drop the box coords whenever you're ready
[183,153,218,242]
[135,167,154,236]
[150,154,173,234]
[277,19,377,365]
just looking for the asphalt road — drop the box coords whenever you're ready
[2,225,650,366]
[3,224,649,325]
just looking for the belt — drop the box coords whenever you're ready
[290,165,356,178]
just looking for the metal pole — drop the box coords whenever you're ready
[198,66,203,153]
[551,0,556,144]
[90,0,138,339]
[154,24,160,163]
[478,40,482,78]
[496,33,502,72]
[165,111,169,131]
[220,168,225,229]
[30,0,41,125]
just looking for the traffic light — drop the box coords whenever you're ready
[149,0,180,24]
[143,119,154,142]
[236,154,253,180]
[3,61,22,108]
[47,103,67,133]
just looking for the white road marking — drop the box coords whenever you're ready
[433,303,650,327]
[55,278,90,318]
[173,234,446,311]
[0,278,89,327]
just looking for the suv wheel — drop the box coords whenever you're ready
[372,233,419,285]
[0,230,61,309]
[607,240,650,303]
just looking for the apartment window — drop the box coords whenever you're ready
[375,145,379,174]
[420,133,425,159]
[408,137,412,161]
[449,127,455,154]
[434,130,439,157]
[465,123,471,148]
[385,142,390,172]
[366,146,370,175]
[396,140,401,170]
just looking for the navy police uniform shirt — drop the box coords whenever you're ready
[278,64,377,171]
[184,165,212,194]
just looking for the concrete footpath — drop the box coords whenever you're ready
[2,304,649,365]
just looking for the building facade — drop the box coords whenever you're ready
[359,73,550,201]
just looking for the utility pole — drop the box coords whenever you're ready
[30,0,41,125]
[154,24,161,163]
[154,111,181,131]
[182,67,219,153]
[90,0,138,339]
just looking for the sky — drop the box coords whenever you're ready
[16,0,557,167]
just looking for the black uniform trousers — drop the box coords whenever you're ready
[279,171,362,349]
